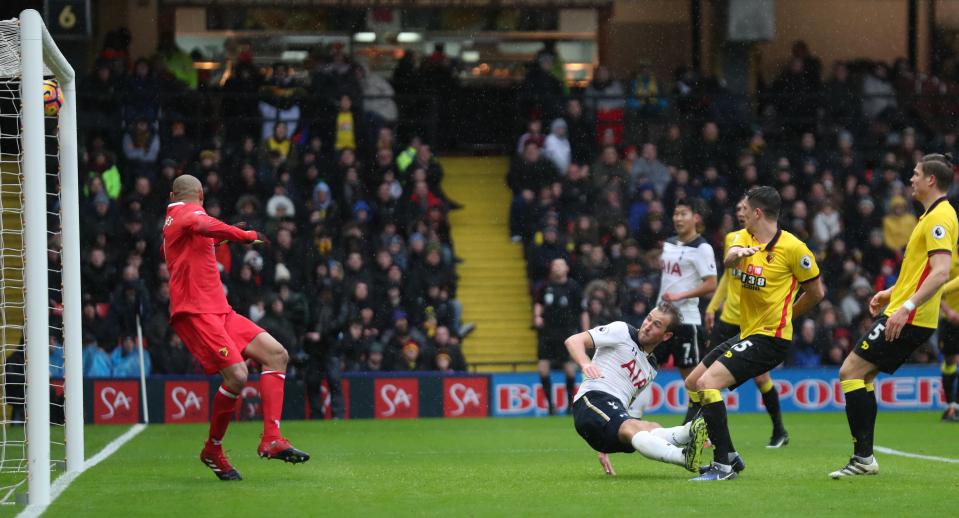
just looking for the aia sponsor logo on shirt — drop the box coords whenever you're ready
[661,260,682,276]
[164,381,209,423]
[375,378,419,419]
[620,359,649,390]
[443,377,488,418]
[94,380,139,424]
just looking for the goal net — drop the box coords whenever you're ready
[0,10,82,507]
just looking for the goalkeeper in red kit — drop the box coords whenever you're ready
[163,175,309,480]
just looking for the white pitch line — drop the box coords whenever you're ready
[17,423,146,518]
[875,445,959,464]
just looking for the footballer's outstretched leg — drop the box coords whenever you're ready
[245,332,312,464]
[618,419,706,473]
[689,362,740,481]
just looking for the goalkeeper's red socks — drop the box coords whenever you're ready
[208,384,240,445]
[260,370,286,440]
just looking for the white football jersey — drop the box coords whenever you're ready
[656,235,717,325]
[574,321,658,408]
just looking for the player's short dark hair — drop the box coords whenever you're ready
[654,301,682,333]
[919,153,955,192]
[675,197,709,220]
[745,185,781,220]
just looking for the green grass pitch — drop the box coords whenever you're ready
[19,412,959,517]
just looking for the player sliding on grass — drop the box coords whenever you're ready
[566,302,708,476]
[164,175,309,481]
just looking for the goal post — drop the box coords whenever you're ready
[10,8,82,507]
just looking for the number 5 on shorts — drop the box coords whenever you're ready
[724,339,753,358]
[868,323,885,341]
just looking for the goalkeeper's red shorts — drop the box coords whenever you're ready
[171,311,264,374]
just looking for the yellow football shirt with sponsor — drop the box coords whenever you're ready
[884,197,958,328]
[733,229,820,341]
[717,229,748,325]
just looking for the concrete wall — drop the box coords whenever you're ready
[756,0,910,80]
[606,0,692,81]
[94,0,159,62]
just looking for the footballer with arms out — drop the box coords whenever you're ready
[164,175,309,480]
[566,302,709,475]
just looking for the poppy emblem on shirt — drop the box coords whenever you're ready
[218,347,229,358]
[932,225,946,240]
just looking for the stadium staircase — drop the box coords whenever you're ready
[444,157,537,372]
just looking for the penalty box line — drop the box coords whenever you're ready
[874,445,959,464]
[18,423,147,518]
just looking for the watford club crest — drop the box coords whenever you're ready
[218,347,229,358]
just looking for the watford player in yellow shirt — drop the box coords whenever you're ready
[686,186,825,481]
[705,198,789,448]
[830,154,958,479]
[937,251,959,422]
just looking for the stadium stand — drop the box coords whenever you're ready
[76,40,473,422]
[75,32,951,405]
[511,50,956,370]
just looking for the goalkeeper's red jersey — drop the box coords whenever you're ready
[163,202,256,318]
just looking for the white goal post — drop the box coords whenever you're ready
[1,8,83,507]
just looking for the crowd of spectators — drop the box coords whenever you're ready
[74,31,470,417]
[69,29,959,397]
[511,41,959,369]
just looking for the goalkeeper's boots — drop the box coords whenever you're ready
[258,437,311,464]
[201,443,242,481]
[699,452,745,475]
[690,462,738,481]
[829,456,879,479]
[682,417,709,472]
